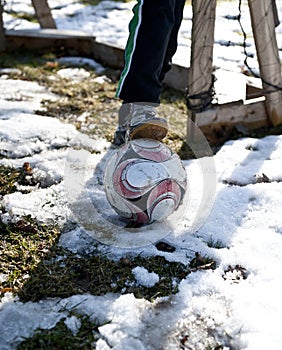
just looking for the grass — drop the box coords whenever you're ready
[19,250,193,302]
[0,214,216,303]
[18,315,100,350]
[0,163,40,195]
[0,216,61,295]
[0,212,217,349]
[0,165,20,196]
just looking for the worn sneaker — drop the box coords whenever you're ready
[112,103,168,146]
[112,103,131,147]
[128,103,168,141]
[112,126,127,147]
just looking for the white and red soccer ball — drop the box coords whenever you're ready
[104,139,186,225]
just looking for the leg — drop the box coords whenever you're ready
[114,0,185,146]
[116,0,180,104]
[159,0,186,82]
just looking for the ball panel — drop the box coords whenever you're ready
[112,197,149,224]
[162,154,187,190]
[146,180,183,223]
[131,139,171,162]
[113,159,143,199]
[125,201,150,224]
[150,198,176,222]
[124,160,168,189]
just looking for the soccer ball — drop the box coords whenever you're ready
[104,139,186,225]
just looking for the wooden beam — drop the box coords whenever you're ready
[187,0,216,112]
[0,0,5,52]
[248,0,282,126]
[5,29,124,68]
[163,63,189,91]
[31,0,56,29]
[191,98,268,145]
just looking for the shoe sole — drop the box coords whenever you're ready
[129,121,168,141]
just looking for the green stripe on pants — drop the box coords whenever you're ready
[116,0,144,98]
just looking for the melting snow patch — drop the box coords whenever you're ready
[57,68,91,81]
[132,266,159,288]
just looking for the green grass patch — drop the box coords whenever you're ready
[19,250,193,302]
[18,315,99,350]
[0,165,20,196]
[0,51,57,73]
[206,237,226,249]
[0,163,41,196]
[0,211,216,304]
[0,216,61,296]
[0,213,216,304]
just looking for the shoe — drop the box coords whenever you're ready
[112,103,168,146]
[112,126,126,147]
[128,103,168,141]
[112,103,131,147]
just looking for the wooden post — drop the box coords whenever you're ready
[0,0,5,52]
[186,0,216,141]
[31,0,56,29]
[248,0,282,126]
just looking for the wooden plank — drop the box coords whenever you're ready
[5,29,94,58]
[0,0,5,52]
[186,0,216,112]
[163,63,189,91]
[6,29,91,39]
[246,76,263,99]
[31,0,56,29]
[5,29,124,68]
[92,40,124,69]
[191,98,268,145]
[248,0,282,126]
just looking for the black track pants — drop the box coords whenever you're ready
[116,0,185,104]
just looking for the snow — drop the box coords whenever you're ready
[132,267,159,288]
[0,1,282,349]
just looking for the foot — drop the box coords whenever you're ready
[112,103,168,146]
[128,104,168,141]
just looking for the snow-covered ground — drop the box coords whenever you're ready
[3,0,282,72]
[1,1,282,349]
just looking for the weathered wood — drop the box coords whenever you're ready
[272,0,280,27]
[191,98,268,145]
[163,64,189,91]
[0,0,5,52]
[248,0,282,126]
[5,29,124,68]
[31,0,56,29]
[187,0,216,112]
